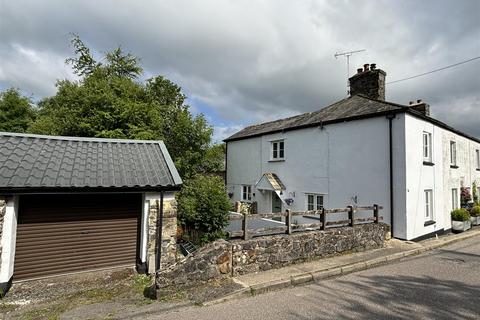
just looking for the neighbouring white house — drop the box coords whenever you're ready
[224,63,480,241]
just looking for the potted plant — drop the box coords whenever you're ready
[451,208,471,232]
[469,206,480,226]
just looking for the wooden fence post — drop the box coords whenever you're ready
[373,204,379,224]
[286,209,292,235]
[242,213,249,240]
[348,205,354,227]
[320,208,326,231]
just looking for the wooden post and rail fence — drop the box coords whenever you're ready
[229,204,383,240]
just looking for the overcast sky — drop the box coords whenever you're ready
[1,0,479,141]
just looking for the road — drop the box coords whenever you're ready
[146,236,480,320]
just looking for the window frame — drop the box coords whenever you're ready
[271,140,285,161]
[424,189,433,221]
[423,132,432,162]
[476,149,480,169]
[306,193,324,211]
[450,141,457,166]
[451,188,458,210]
[241,185,252,202]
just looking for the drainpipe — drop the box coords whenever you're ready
[386,113,396,237]
[155,191,164,271]
[224,142,228,185]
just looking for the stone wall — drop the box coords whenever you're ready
[156,223,390,292]
[160,195,178,269]
[157,240,232,289]
[232,223,390,276]
[147,194,178,274]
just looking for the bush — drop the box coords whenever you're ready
[177,175,232,245]
[470,206,480,217]
[451,208,471,221]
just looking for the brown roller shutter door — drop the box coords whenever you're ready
[14,193,141,281]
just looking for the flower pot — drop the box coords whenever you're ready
[452,220,471,232]
[470,216,480,226]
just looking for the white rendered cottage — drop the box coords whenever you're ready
[225,64,480,241]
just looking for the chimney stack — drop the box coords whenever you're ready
[408,99,430,116]
[349,63,386,100]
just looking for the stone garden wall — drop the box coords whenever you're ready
[156,223,390,291]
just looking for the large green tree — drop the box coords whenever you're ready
[0,88,36,133]
[29,35,214,178]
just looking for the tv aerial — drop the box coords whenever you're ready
[334,49,366,95]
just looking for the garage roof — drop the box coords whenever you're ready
[0,132,182,191]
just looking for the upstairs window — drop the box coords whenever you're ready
[271,140,285,160]
[476,149,480,169]
[450,141,457,166]
[423,132,432,162]
[425,189,433,221]
[242,185,252,201]
[307,194,324,211]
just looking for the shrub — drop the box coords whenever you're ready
[451,208,470,221]
[177,175,232,245]
[473,181,479,205]
[470,206,480,217]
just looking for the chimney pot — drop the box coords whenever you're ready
[417,99,422,103]
[357,68,363,74]
[409,101,414,105]
[363,64,370,71]
[370,63,376,70]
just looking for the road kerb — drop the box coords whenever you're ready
[311,267,342,281]
[202,287,251,306]
[291,273,313,286]
[250,278,292,295]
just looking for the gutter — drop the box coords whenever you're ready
[386,113,395,238]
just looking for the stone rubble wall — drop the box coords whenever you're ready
[232,223,390,276]
[157,239,232,288]
[156,223,390,291]
[147,196,178,274]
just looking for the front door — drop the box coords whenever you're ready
[272,192,282,213]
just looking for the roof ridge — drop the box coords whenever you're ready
[354,94,409,109]
[239,97,352,131]
[0,132,165,144]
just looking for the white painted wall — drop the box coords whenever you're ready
[227,115,407,235]
[0,196,19,284]
[404,113,480,240]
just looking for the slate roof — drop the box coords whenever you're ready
[0,132,182,191]
[225,95,406,141]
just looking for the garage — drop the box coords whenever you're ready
[0,132,182,295]
[14,193,142,280]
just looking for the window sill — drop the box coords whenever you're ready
[423,161,435,166]
[268,159,285,162]
[450,165,459,169]
[424,220,436,227]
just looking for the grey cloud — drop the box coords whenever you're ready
[0,0,479,139]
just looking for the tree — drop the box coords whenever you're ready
[0,88,36,133]
[177,175,232,244]
[29,35,212,178]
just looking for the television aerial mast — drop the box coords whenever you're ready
[334,49,366,95]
